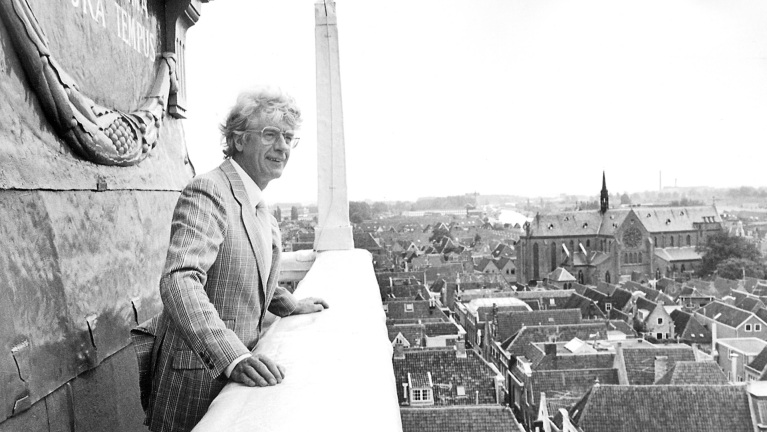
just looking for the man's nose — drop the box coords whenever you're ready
[273,133,290,151]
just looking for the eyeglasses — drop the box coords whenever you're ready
[248,126,300,148]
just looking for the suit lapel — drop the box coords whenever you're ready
[220,160,270,292]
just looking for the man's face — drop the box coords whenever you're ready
[233,119,296,190]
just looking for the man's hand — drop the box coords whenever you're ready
[292,297,329,315]
[229,353,285,387]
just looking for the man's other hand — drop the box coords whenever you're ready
[230,354,285,387]
[292,297,329,315]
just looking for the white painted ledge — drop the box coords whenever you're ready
[193,249,403,432]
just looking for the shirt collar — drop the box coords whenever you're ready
[230,159,264,208]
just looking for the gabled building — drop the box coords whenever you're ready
[632,296,675,341]
[694,300,767,340]
[670,309,711,345]
[715,338,767,382]
[516,173,722,285]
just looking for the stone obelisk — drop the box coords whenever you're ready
[314,0,354,251]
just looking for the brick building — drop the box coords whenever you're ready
[517,173,723,284]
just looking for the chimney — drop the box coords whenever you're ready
[394,342,405,360]
[475,390,479,405]
[457,333,467,358]
[401,382,409,404]
[711,323,718,359]
[544,343,557,358]
[446,283,456,310]
[730,353,739,382]
[654,356,668,383]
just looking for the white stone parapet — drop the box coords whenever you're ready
[193,249,403,432]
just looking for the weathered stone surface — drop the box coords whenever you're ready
[0,0,195,189]
[0,189,176,421]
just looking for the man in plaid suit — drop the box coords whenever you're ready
[137,87,328,432]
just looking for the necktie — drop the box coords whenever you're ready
[255,201,273,277]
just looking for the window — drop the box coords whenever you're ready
[670,236,674,247]
[456,386,466,396]
[411,388,433,403]
[687,235,691,246]
[757,324,762,332]
[586,239,591,247]
[746,324,753,332]
[638,252,643,263]
[657,333,663,340]
[657,318,663,325]
[605,303,613,311]
[405,303,414,312]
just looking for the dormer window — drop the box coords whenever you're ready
[405,303,414,312]
[666,219,671,225]
[548,224,554,230]
[583,223,588,228]
[411,388,433,404]
[456,385,466,396]
[383,304,389,313]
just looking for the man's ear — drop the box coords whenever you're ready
[234,135,246,152]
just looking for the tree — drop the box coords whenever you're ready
[716,258,764,279]
[620,193,631,205]
[349,201,372,224]
[697,231,763,277]
[371,202,389,216]
[290,206,299,221]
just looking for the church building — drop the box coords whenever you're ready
[517,173,723,285]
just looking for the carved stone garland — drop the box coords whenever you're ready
[0,0,178,166]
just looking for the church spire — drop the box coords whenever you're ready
[600,171,609,214]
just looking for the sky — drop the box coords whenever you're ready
[185,0,767,205]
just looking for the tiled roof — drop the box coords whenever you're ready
[495,309,582,341]
[530,347,616,371]
[670,309,711,343]
[654,246,702,262]
[620,345,696,385]
[526,211,608,237]
[747,346,767,373]
[392,348,498,406]
[610,288,634,310]
[400,406,522,432]
[564,293,607,319]
[695,300,753,328]
[581,287,608,303]
[387,322,461,344]
[386,300,450,324]
[353,231,382,249]
[735,296,765,312]
[634,206,721,233]
[654,361,728,385]
[533,368,618,410]
[570,385,753,432]
[504,322,631,356]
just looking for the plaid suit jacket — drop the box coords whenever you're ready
[141,159,298,432]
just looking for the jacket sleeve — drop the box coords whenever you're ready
[267,286,299,317]
[160,177,249,378]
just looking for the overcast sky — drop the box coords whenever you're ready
[185,0,767,205]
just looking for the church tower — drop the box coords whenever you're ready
[600,171,609,214]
